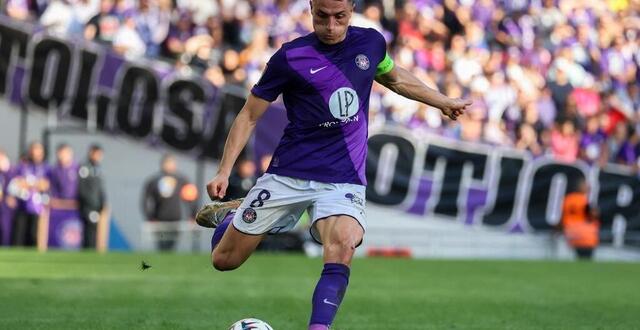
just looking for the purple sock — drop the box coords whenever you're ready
[309,263,350,329]
[210,212,234,251]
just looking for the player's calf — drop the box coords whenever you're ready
[309,215,364,330]
[211,223,264,272]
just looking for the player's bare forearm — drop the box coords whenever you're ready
[375,66,447,108]
[375,65,471,120]
[217,94,270,176]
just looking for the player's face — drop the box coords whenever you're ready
[57,147,74,167]
[310,0,353,45]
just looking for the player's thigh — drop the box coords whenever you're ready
[233,174,311,235]
[314,215,364,266]
[212,224,264,270]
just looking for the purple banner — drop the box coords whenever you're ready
[48,208,83,249]
[0,15,263,161]
[0,203,15,245]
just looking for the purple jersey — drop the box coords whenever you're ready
[251,27,387,185]
[48,163,79,200]
[580,130,606,163]
[14,161,49,215]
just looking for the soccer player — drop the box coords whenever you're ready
[201,0,470,329]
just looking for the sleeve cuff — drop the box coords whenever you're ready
[250,87,277,102]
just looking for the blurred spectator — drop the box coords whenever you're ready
[0,150,10,205]
[220,48,246,86]
[69,0,100,36]
[10,142,49,247]
[78,144,107,248]
[225,158,256,201]
[39,0,74,36]
[547,68,574,123]
[607,122,631,164]
[175,0,218,26]
[515,124,543,157]
[48,144,79,210]
[0,149,12,244]
[615,127,639,167]
[561,179,599,260]
[5,0,38,20]
[163,9,194,58]
[142,154,196,251]
[485,72,517,123]
[134,0,171,57]
[551,120,579,163]
[84,0,121,45]
[113,9,146,60]
[579,116,608,166]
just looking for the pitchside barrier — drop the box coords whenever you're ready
[139,221,205,252]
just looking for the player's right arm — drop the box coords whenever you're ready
[207,47,290,200]
[206,94,270,200]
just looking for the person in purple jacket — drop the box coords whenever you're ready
[48,144,79,210]
[0,149,13,245]
[198,1,470,329]
[11,142,50,246]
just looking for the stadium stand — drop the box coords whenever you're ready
[5,0,639,169]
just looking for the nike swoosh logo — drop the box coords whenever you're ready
[323,298,339,307]
[310,66,328,74]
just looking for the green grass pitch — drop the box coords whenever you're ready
[1,249,639,329]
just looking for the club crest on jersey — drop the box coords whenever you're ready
[355,54,370,70]
[242,208,257,223]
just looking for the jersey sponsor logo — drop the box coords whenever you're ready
[329,87,359,120]
[355,54,370,70]
[318,115,359,128]
[310,65,328,74]
[242,208,257,224]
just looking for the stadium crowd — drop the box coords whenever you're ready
[3,0,640,171]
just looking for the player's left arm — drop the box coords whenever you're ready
[374,55,471,121]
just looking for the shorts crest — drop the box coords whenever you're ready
[242,208,257,223]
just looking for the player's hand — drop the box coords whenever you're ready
[206,173,229,200]
[440,98,472,121]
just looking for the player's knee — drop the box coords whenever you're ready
[211,251,239,272]
[324,239,357,264]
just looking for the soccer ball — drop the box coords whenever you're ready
[229,318,274,330]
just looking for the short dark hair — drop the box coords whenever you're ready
[89,144,103,152]
[56,143,71,152]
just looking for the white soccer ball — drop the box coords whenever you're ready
[228,318,274,330]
